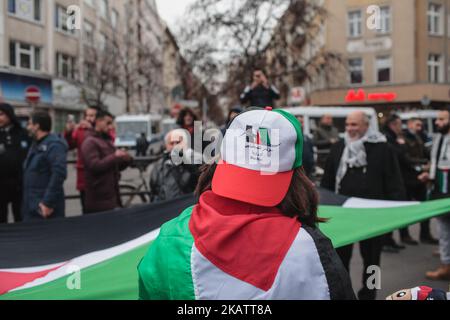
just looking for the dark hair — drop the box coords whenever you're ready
[95,109,114,121]
[385,113,400,127]
[31,111,52,132]
[176,107,198,127]
[195,164,327,228]
[227,107,243,124]
[85,106,101,116]
[253,67,266,75]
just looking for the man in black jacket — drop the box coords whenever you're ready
[240,69,280,109]
[0,103,31,223]
[322,111,406,300]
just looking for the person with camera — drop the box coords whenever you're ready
[240,68,280,109]
[149,129,201,203]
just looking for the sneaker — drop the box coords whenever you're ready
[425,265,450,281]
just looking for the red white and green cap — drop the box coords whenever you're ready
[213,107,304,207]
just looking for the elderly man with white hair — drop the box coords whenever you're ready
[149,129,201,202]
[321,111,406,300]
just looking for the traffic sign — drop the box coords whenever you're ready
[25,86,41,104]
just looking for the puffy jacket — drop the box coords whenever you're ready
[22,134,68,221]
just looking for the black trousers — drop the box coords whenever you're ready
[0,185,22,224]
[336,236,383,299]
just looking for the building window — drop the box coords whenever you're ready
[8,0,41,22]
[428,3,443,35]
[56,53,76,79]
[55,5,76,34]
[348,58,363,84]
[428,54,443,83]
[377,6,391,34]
[9,41,41,71]
[376,56,392,83]
[348,10,362,38]
[83,20,95,45]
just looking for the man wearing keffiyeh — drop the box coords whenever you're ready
[322,111,406,300]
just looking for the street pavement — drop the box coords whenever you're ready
[6,161,450,300]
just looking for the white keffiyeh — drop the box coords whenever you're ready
[335,130,387,193]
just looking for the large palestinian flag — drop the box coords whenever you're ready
[1,190,449,300]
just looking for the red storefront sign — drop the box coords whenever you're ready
[345,89,397,103]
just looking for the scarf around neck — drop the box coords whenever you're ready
[335,130,387,193]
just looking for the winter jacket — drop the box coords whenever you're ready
[240,84,280,109]
[321,140,406,201]
[22,134,68,221]
[313,125,340,150]
[384,128,425,191]
[64,127,94,191]
[0,103,31,187]
[82,132,131,213]
[150,151,200,202]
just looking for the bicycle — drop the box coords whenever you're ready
[119,156,161,208]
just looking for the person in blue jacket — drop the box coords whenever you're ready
[22,111,68,221]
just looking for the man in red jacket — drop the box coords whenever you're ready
[64,107,99,214]
[82,109,132,214]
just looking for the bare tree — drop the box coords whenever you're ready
[80,43,120,109]
[179,0,342,108]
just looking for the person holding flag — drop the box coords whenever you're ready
[138,107,355,300]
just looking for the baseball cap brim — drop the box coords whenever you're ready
[212,161,294,207]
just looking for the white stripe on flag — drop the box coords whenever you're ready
[343,198,420,209]
[7,229,161,293]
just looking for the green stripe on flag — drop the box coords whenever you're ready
[137,206,195,300]
[1,244,149,300]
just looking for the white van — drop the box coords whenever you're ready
[283,106,379,138]
[115,115,163,153]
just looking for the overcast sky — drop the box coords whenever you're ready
[155,0,195,31]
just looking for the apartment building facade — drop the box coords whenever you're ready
[0,0,165,132]
[309,0,450,113]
